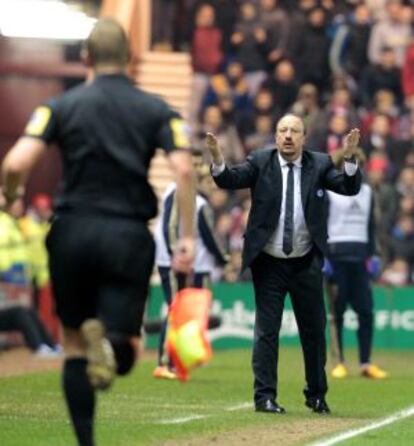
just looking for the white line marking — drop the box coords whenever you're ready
[158,415,207,424]
[157,401,251,424]
[309,405,414,446]
[226,402,252,411]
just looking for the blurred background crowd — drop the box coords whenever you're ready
[151,0,414,285]
[1,0,414,304]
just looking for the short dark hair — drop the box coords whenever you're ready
[86,18,129,67]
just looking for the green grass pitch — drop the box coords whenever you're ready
[1,347,413,445]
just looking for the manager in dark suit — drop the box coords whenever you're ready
[206,114,361,414]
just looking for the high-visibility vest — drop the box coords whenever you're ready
[19,215,50,287]
[0,212,30,284]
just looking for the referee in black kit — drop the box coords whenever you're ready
[1,18,195,446]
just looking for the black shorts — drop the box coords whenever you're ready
[157,267,211,305]
[46,214,154,335]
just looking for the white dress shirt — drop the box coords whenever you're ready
[211,152,358,259]
[264,153,311,258]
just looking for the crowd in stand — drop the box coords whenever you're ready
[153,0,414,284]
[0,194,61,355]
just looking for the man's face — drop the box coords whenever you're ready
[275,115,305,161]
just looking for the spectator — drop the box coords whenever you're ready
[321,114,351,155]
[244,115,275,153]
[203,60,251,113]
[329,3,372,82]
[396,166,414,198]
[360,46,403,110]
[402,38,414,97]
[261,59,299,114]
[387,214,414,268]
[230,1,268,96]
[290,83,322,143]
[19,194,53,292]
[380,257,410,285]
[365,0,388,21]
[188,3,224,131]
[196,105,244,162]
[286,0,318,59]
[361,114,399,168]
[366,153,399,264]
[187,0,239,54]
[0,306,61,357]
[368,0,412,68]
[294,7,331,93]
[322,87,360,129]
[0,208,30,287]
[360,89,401,139]
[237,88,280,138]
[258,0,290,66]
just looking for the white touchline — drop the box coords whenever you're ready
[157,402,252,424]
[158,415,207,424]
[226,402,252,411]
[308,405,414,446]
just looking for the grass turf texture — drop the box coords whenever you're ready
[1,347,413,445]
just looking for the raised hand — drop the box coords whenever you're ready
[343,128,360,159]
[205,132,224,165]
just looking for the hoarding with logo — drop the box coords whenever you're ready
[145,284,414,350]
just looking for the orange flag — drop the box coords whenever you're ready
[166,288,213,381]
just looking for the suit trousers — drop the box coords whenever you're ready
[250,251,328,404]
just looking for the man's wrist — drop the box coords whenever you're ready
[212,156,224,165]
[211,161,225,176]
[2,187,24,203]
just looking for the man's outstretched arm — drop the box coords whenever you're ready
[168,149,196,274]
[1,136,47,205]
[205,132,257,190]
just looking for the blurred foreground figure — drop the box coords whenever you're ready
[1,18,195,446]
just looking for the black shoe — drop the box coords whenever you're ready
[255,399,286,414]
[305,397,331,414]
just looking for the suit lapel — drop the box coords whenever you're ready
[301,152,314,211]
[271,151,283,212]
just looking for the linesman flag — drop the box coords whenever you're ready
[166,288,213,381]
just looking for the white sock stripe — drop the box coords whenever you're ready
[308,405,414,446]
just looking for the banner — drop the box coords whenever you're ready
[145,284,414,350]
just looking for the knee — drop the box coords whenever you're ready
[108,334,136,376]
[63,327,86,358]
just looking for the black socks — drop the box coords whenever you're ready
[63,358,95,446]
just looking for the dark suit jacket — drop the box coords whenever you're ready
[213,148,362,271]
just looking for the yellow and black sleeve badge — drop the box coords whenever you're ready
[169,118,190,149]
[24,106,53,138]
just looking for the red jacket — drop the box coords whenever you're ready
[191,27,223,75]
[402,43,414,96]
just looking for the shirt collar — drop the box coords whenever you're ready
[278,152,302,168]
